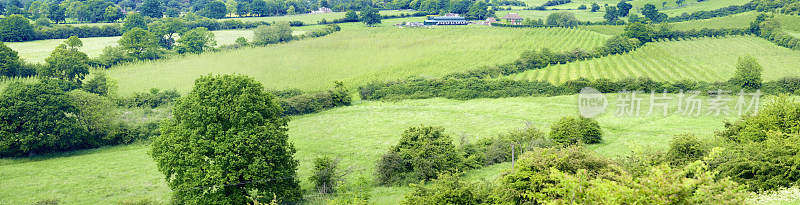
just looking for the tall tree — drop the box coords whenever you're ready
[200,0,228,18]
[141,0,164,18]
[123,13,149,31]
[42,36,91,84]
[604,6,618,22]
[617,1,632,17]
[359,6,381,26]
[151,74,302,204]
[730,56,763,90]
[118,28,161,60]
[47,4,66,23]
[641,4,667,23]
[176,27,217,54]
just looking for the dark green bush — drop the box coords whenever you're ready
[0,80,88,157]
[461,127,551,167]
[278,82,350,115]
[549,116,603,145]
[376,126,464,185]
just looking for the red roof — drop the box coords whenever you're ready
[502,13,523,20]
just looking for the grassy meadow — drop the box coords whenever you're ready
[0,94,748,204]
[107,23,609,95]
[509,36,800,83]
[6,29,258,63]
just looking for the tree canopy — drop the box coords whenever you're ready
[150,74,301,204]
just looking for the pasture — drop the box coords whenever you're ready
[6,29,255,63]
[508,36,800,83]
[0,94,745,204]
[107,25,609,95]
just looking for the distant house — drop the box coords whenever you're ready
[311,7,332,14]
[423,15,469,25]
[481,17,497,25]
[502,13,523,25]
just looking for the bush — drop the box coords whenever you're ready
[545,12,578,28]
[666,134,708,167]
[0,80,88,157]
[402,172,493,205]
[376,126,464,185]
[150,74,302,204]
[461,127,551,167]
[82,72,115,96]
[253,22,293,45]
[278,81,350,115]
[549,116,603,145]
[714,96,800,191]
[0,15,36,42]
[309,156,341,194]
[120,88,180,108]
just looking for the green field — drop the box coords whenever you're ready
[108,24,609,95]
[0,94,746,204]
[6,29,258,63]
[509,36,800,83]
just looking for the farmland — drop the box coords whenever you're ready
[0,94,743,204]
[3,0,800,203]
[108,25,609,95]
[508,36,800,83]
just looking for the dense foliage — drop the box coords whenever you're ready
[714,96,800,191]
[277,81,351,115]
[309,156,342,194]
[549,116,603,145]
[150,74,302,204]
[0,80,86,157]
[376,126,464,185]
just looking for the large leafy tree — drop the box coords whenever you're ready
[465,1,492,20]
[0,15,36,42]
[617,1,632,17]
[0,42,21,77]
[140,0,164,18]
[360,6,381,26]
[42,36,91,84]
[729,56,763,90]
[200,0,228,18]
[47,4,66,23]
[175,27,216,54]
[151,74,302,204]
[123,13,149,31]
[0,80,88,157]
[641,3,667,23]
[118,28,162,60]
[148,17,186,49]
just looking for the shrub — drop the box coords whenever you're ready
[309,156,341,194]
[461,127,551,167]
[278,81,350,115]
[0,80,88,157]
[402,172,493,204]
[121,88,180,108]
[0,42,22,78]
[253,23,292,45]
[549,116,603,145]
[666,134,708,167]
[150,74,302,204]
[376,126,464,185]
[714,96,800,191]
[175,27,216,54]
[82,72,115,96]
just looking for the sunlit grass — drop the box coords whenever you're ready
[107,24,608,95]
[0,94,747,204]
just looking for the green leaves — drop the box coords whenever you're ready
[151,74,301,204]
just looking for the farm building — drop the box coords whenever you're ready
[311,7,333,14]
[424,15,469,25]
[502,13,523,25]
